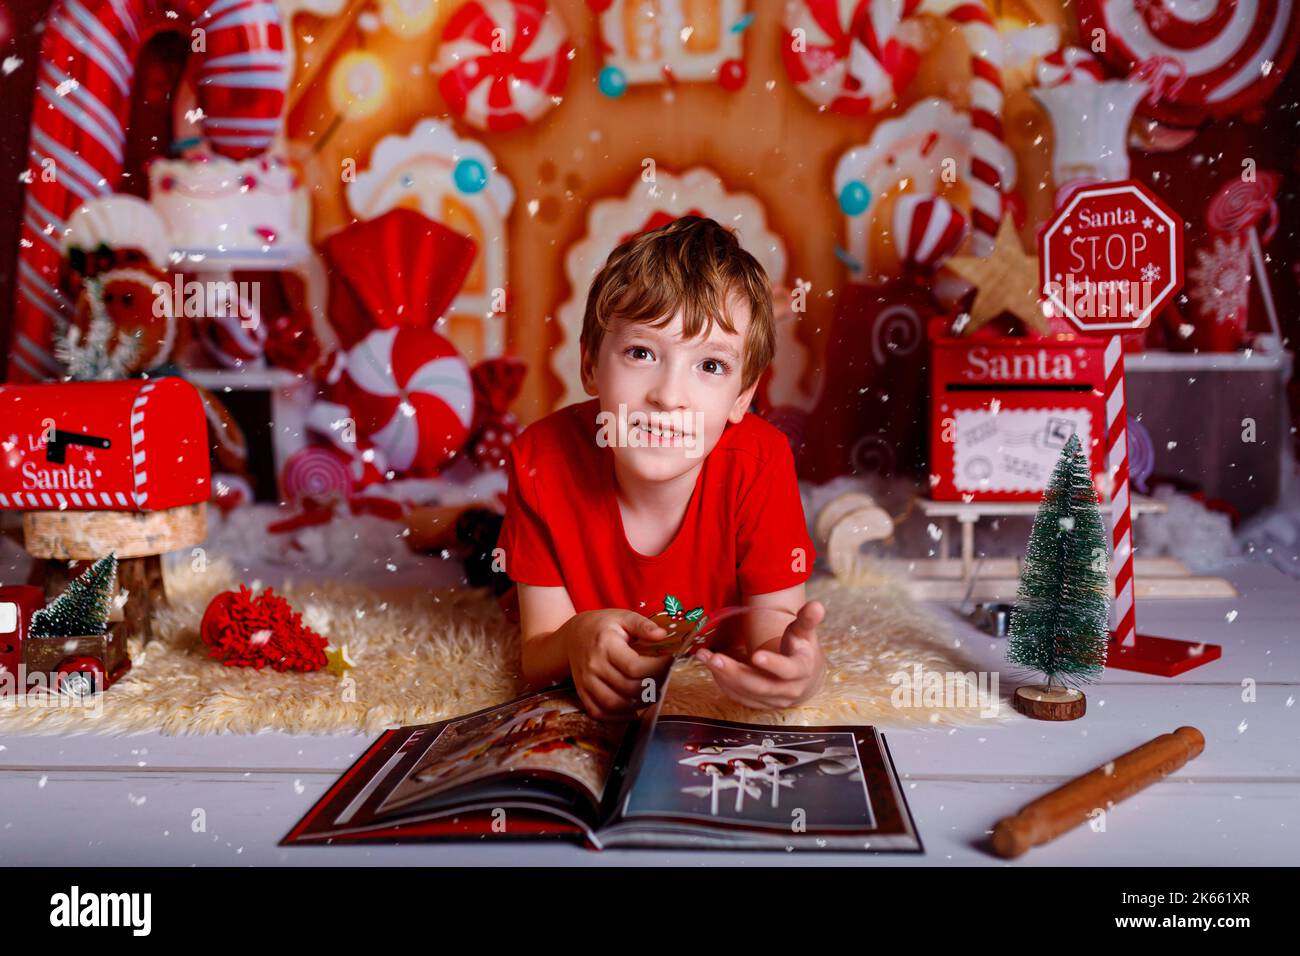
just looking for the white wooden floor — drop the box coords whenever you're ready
[0,559,1295,867]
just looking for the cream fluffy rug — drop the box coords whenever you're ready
[0,560,1010,735]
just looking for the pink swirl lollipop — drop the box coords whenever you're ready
[281,446,354,504]
[1206,172,1281,242]
[1205,171,1283,341]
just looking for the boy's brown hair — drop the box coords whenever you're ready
[580,215,775,390]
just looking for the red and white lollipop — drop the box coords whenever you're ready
[327,327,476,477]
[436,0,572,132]
[893,194,968,272]
[781,0,924,115]
[1207,171,1281,242]
[1034,46,1106,87]
[1079,0,1300,125]
[1205,171,1284,342]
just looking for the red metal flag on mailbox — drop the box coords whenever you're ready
[1038,179,1184,331]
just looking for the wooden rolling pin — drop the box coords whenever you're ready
[991,726,1205,859]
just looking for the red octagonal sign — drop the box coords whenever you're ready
[1039,180,1184,333]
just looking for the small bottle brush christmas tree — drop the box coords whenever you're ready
[1006,435,1111,720]
[30,554,118,638]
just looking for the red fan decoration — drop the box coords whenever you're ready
[469,357,527,469]
[200,586,329,672]
[323,208,478,348]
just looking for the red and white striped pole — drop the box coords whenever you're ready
[935,0,1005,257]
[1102,334,1137,648]
[1039,179,1217,675]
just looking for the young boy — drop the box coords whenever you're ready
[497,216,825,720]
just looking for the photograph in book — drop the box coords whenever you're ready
[379,688,626,814]
[621,718,876,830]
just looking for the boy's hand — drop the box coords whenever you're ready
[560,609,672,720]
[695,601,826,710]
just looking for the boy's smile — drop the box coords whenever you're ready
[581,297,758,485]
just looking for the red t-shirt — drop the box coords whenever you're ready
[497,398,815,622]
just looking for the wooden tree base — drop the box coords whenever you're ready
[1013,684,1086,721]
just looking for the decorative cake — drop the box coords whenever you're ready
[148,153,308,266]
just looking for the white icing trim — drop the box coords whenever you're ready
[551,166,793,410]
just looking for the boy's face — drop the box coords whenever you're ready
[581,297,759,484]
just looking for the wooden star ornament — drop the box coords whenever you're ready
[325,643,355,678]
[945,216,1051,336]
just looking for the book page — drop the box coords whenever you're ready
[378,687,630,815]
[619,717,876,832]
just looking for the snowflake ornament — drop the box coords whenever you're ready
[1189,235,1250,327]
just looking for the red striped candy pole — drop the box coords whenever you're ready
[9,0,289,384]
[939,0,1005,256]
[1103,334,1137,648]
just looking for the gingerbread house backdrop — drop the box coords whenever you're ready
[1,0,1298,513]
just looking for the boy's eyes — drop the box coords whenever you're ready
[623,346,732,376]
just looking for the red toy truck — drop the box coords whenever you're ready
[0,584,130,697]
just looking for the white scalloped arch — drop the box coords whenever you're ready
[552,167,812,411]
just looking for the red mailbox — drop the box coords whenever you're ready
[929,331,1108,502]
[0,379,210,513]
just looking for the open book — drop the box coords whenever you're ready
[283,682,921,852]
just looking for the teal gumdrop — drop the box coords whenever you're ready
[454,158,488,194]
[598,66,627,98]
[838,181,872,216]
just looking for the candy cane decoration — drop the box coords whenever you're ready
[828,0,1008,268]
[926,0,1005,255]
[1103,335,1137,648]
[10,0,290,384]
[781,0,926,115]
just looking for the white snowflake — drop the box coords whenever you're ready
[1140,263,1161,284]
[1188,235,1250,326]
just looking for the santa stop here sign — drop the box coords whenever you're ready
[1038,180,1184,332]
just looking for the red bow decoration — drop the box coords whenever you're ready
[266,493,406,536]
[468,356,527,469]
[199,585,329,672]
[322,208,478,348]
